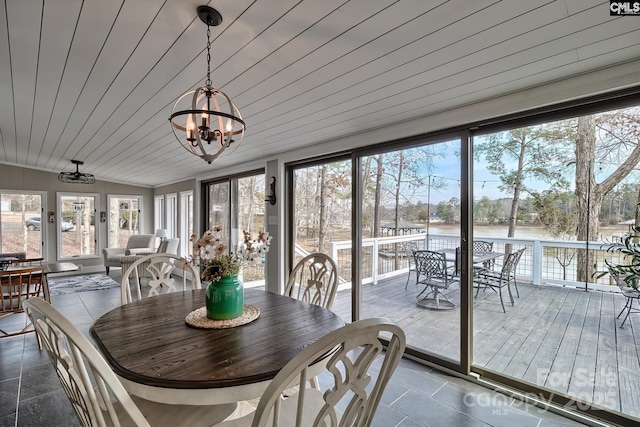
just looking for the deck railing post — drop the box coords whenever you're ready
[329,241,339,280]
[372,238,379,285]
[532,240,542,285]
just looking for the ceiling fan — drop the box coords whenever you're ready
[58,160,96,184]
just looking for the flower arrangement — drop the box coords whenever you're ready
[189,226,272,283]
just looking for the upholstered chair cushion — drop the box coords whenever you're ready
[120,238,180,280]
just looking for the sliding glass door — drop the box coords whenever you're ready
[471,104,640,419]
[203,172,267,287]
[357,137,463,363]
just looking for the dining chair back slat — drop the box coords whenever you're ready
[285,253,338,310]
[121,253,201,304]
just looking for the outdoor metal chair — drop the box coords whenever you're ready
[404,240,419,288]
[612,273,640,328]
[473,248,525,313]
[473,240,493,253]
[413,250,459,310]
[473,240,495,269]
[448,246,462,276]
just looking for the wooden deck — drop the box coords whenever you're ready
[330,275,640,418]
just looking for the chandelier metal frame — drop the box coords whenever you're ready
[169,5,246,164]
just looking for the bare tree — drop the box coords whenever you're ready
[533,190,576,280]
[574,112,640,281]
[475,127,569,252]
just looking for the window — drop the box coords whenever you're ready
[179,191,193,258]
[154,196,165,232]
[0,191,44,258]
[203,172,267,287]
[106,195,142,248]
[359,140,462,363]
[206,182,230,240]
[291,159,352,321]
[57,193,98,259]
[166,193,177,238]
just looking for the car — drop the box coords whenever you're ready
[60,220,74,232]
[25,217,41,231]
[25,216,74,232]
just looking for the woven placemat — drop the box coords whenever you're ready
[185,305,260,329]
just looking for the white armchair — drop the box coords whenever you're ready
[120,238,180,279]
[102,234,155,274]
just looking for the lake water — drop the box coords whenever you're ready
[425,224,631,242]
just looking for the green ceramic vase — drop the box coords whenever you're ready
[205,275,244,320]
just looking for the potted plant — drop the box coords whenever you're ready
[601,225,640,290]
[188,226,272,320]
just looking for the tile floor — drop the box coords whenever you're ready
[0,284,607,427]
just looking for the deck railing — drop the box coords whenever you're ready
[328,234,628,292]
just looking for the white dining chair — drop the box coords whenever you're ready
[214,317,406,427]
[285,253,339,310]
[23,297,238,427]
[121,252,201,304]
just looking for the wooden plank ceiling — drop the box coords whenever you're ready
[0,0,638,187]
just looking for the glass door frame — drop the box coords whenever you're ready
[348,130,472,374]
[466,96,640,427]
[201,168,265,249]
[281,89,640,425]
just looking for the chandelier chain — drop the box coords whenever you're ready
[206,24,212,87]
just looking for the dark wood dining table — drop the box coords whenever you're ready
[90,287,345,406]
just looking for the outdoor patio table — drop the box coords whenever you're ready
[472,251,504,266]
[441,248,504,273]
[90,287,345,406]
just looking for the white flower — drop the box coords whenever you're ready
[187,228,272,282]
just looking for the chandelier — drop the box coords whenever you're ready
[169,5,245,164]
[58,160,96,184]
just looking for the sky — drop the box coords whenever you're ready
[406,140,639,205]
